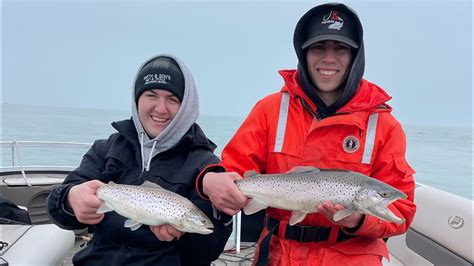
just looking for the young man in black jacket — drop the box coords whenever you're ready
[48,55,233,265]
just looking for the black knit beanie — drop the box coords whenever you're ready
[134,56,185,102]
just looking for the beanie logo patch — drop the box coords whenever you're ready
[143,73,171,85]
[322,11,344,31]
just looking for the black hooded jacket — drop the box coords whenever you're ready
[47,119,232,266]
[293,3,365,119]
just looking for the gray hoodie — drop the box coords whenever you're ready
[131,54,199,171]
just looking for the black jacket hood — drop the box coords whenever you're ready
[293,3,365,118]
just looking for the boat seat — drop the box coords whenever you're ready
[1,176,66,224]
[387,184,473,265]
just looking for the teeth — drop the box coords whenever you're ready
[151,116,167,123]
[319,70,337,76]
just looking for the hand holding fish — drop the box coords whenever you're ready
[150,224,184,241]
[317,201,364,228]
[202,172,248,216]
[67,180,105,224]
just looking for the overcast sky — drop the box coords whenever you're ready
[2,0,472,128]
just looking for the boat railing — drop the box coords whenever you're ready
[1,140,92,186]
[1,140,92,167]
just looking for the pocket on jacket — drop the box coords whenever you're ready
[332,133,374,174]
[335,134,365,163]
[393,153,416,178]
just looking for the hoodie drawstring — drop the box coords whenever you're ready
[146,140,158,171]
[140,132,145,171]
[140,132,159,172]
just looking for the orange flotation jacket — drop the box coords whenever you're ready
[217,69,416,265]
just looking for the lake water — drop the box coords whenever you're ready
[1,104,472,200]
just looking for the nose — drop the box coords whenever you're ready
[322,48,337,63]
[153,98,167,113]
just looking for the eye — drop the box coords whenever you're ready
[144,92,156,98]
[168,97,180,104]
[309,43,325,50]
[336,43,350,50]
[379,191,390,198]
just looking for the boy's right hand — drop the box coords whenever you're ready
[202,172,248,216]
[67,180,105,224]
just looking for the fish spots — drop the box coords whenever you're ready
[95,183,214,234]
[235,169,406,223]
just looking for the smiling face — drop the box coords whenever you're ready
[137,89,181,138]
[306,40,353,105]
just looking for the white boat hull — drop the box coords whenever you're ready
[1,224,75,266]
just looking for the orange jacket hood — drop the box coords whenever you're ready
[278,69,393,115]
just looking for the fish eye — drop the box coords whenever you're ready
[379,191,390,198]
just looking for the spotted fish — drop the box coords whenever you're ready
[96,181,214,234]
[236,167,407,225]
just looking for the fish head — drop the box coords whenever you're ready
[354,180,407,224]
[180,209,214,235]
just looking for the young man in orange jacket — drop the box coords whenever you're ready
[196,3,416,265]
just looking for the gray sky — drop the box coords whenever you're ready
[2,0,472,127]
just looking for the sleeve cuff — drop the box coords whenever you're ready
[342,214,366,234]
[60,185,76,217]
[195,164,227,200]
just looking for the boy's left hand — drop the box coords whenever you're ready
[317,201,364,229]
[150,224,184,241]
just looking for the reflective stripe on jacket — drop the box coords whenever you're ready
[220,69,416,264]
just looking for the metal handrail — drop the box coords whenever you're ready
[1,140,92,167]
[0,140,92,148]
[1,140,92,186]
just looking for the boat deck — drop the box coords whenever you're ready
[63,237,257,266]
[63,236,409,265]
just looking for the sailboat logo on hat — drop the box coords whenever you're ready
[322,11,344,30]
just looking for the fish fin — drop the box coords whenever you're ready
[124,219,143,231]
[140,181,165,189]
[96,202,114,214]
[243,170,258,178]
[321,168,351,173]
[108,181,117,185]
[333,208,356,221]
[286,166,320,174]
[243,199,268,215]
[289,211,307,226]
